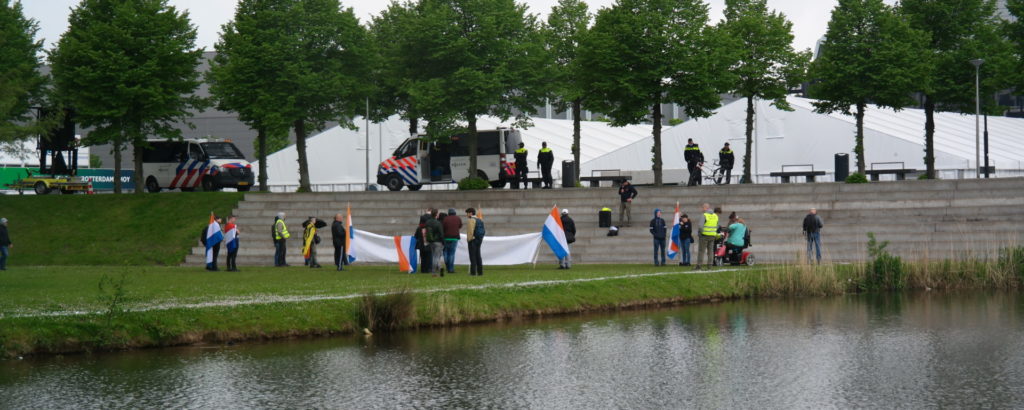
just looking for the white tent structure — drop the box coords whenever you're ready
[256,115,652,191]
[584,96,1024,184]
[1,139,90,168]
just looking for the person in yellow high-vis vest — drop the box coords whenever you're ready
[273,212,290,267]
[695,203,721,270]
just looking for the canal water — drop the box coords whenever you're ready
[2,292,1023,409]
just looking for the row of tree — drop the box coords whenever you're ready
[1,0,1022,193]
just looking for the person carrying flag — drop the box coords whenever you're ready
[224,215,240,272]
[302,216,325,268]
[204,214,224,271]
[542,205,570,267]
[332,213,347,271]
[559,209,576,269]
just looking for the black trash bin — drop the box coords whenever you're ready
[835,153,849,182]
[561,160,575,188]
[599,207,612,228]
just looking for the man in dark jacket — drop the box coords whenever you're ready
[514,142,529,189]
[650,209,667,266]
[441,208,462,274]
[618,180,638,227]
[719,142,735,184]
[803,208,824,263]
[415,214,431,273]
[332,213,347,271]
[0,218,11,271]
[559,209,576,269]
[537,141,555,189]
[685,138,704,186]
[425,208,445,276]
[676,214,694,266]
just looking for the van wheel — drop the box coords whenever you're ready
[34,181,50,195]
[407,184,422,191]
[490,179,506,189]
[385,174,404,191]
[201,177,220,192]
[146,177,161,193]
[237,185,252,192]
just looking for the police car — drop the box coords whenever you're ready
[140,138,255,192]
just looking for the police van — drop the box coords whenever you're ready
[140,138,255,192]
[377,128,523,191]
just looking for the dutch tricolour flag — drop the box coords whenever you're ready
[224,222,239,252]
[668,203,681,260]
[542,205,570,260]
[394,235,418,273]
[205,213,223,267]
[346,205,358,263]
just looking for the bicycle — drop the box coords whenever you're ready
[698,160,728,185]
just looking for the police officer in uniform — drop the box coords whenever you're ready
[514,142,529,189]
[684,138,704,186]
[537,142,554,189]
[719,142,735,184]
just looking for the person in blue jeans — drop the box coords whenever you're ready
[0,217,11,270]
[650,209,667,266]
[802,208,824,263]
[676,214,693,266]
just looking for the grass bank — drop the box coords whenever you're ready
[2,253,1022,357]
[0,193,244,265]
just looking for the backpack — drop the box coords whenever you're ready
[473,217,486,239]
[271,220,278,240]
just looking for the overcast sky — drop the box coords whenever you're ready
[22,0,843,54]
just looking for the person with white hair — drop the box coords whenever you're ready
[0,218,11,271]
[273,212,290,267]
[559,209,576,269]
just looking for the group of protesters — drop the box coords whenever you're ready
[270,212,350,271]
[413,208,485,277]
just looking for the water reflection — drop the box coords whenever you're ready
[2,292,1023,408]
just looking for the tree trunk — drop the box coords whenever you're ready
[742,96,754,184]
[924,96,936,179]
[652,102,663,187]
[408,117,418,137]
[133,138,145,194]
[467,115,478,180]
[257,126,268,192]
[572,99,581,185]
[112,139,122,194]
[854,102,866,174]
[294,119,311,192]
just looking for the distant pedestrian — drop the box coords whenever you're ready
[425,208,445,277]
[685,138,704,186]
[466,208,484,276]
[719,142,734,184]
[442,208,462,274]
[204,215,224,271]
[676,214,693,266]
[803,208,824,263]
[332,213,347,271]
[560,209,576,269]
[0,218,11,271]
[695,204,721,270]
[302,216,324,268]
[514,142,529,189]
[273,212,290,267]
[618,180,638,227]
[224,216,240,272]
[650,208,667,266]
[414,214,431,273]
[538,141,555,189]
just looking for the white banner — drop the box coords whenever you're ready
[350,229,544,267]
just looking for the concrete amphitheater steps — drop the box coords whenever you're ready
[183,178,1024,266]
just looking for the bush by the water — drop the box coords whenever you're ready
[458,177,489,190]
[999,246,1024,282]
[862,233,906,291]
[845,173,868,183]
[355,289,415,331]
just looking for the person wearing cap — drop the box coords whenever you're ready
[719,142,735,184]
[559,209,576,269]
[273,212,290,267]
[650,208,667,266]
[514,142,529,189]
[0,218,11,271]
[302,216,325,268]
[441,208,462,274]
[684,138,704,186]
[537,142,555,189]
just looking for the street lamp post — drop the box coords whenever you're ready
[970,59,984,179]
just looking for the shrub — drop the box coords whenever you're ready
[998,246,1024,283]
[845,173,868,183]
[861,233,906,291]
[917,173,930,180]
[355,289,415,332]
[458,177,490,190]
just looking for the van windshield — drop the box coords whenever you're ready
[201,142,244,160]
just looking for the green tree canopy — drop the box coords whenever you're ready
[544,0,590,184]
[719,0,810,183]
[578,0,732,186]
[900,0,1014,178]
[809,0,928,174]
[368,1,421,135]
[0,0,47,143]
[49,0,204,193]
